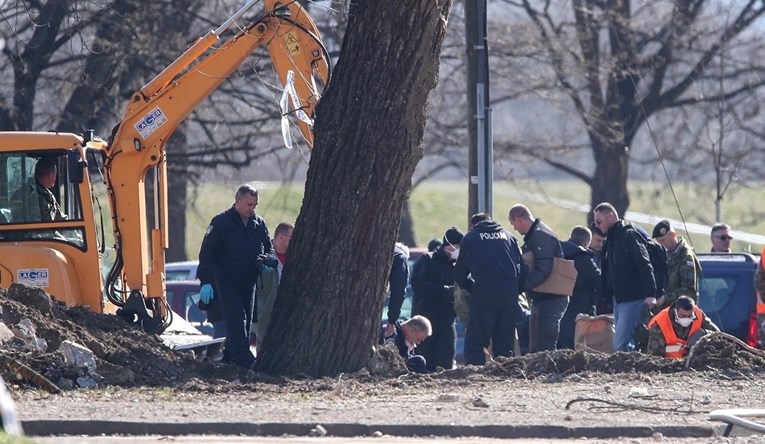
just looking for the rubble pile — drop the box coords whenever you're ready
[0,284,230,391]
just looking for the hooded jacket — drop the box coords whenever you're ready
[561,240,600,314]
[454,220,523,303]
[411,247,456,328]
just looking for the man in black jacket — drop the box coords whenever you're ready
[593,202,656,351]
[558,226,601,349]
[455,213,524,365]
[509,204,568,352]
[412,227,463,370]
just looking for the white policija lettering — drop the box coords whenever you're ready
[479,232,507,240]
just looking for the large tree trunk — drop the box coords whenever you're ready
[590,141,630,220]
[257,0,452,377]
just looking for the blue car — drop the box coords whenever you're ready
[697,253,760,347]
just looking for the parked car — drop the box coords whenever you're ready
[166,260,199,281]
[697,253,760,347]
[166,279,212,336]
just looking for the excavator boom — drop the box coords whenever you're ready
[0,0,331,335]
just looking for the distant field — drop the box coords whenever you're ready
[182,180,765,259]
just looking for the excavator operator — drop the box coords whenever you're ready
[11,158,66,223]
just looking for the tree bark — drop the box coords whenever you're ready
[257,0,453,377]
[590,141,630,219]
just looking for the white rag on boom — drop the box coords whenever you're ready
[280,70,314,149]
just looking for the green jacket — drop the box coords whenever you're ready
[254,266,279,345]
[664,237,701,307]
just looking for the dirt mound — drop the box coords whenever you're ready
[2,284,763,392]
[0,284,256,391]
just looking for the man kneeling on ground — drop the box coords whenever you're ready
[646,295,719,358]
[380,315,432,373]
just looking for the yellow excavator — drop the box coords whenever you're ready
[0,0,330,334]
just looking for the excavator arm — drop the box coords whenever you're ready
[104,0,330,331]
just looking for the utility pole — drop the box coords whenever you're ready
[466,0,493,224]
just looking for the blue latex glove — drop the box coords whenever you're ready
[199,284,214,304]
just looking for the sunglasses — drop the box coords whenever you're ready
[715,235,733,241]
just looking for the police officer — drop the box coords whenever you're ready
[411,227,463,370]
[197,184,274,369]
[652,220,701,308]
[454,213,524,365]
[645,295,719,358]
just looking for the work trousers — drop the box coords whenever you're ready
[613,298,644,352]
[219,283,256,368]
[529,296,569,353]
[416,322,456,371]
[558,295,596,350]
[464,295,516,365]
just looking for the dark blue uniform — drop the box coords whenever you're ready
[197,206,273,368]
[454,220,523,365]
[411,248,457,370]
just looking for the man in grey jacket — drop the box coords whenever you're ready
[509,204,568,352]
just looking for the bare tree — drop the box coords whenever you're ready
[257,0,453,376]
[491,0,765,219]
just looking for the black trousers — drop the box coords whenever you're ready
[219,283,256,368]
[464,295,516,365]
[416,322,456,371]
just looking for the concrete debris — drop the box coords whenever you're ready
[60,340,97,375]
[0,322,14,343]
[11,318,47,352]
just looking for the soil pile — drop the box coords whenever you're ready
[1,284,763,393]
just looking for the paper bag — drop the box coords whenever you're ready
[522,252,577,296]
[574,313,614,353]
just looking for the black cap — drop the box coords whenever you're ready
[443,227,464,246]
[652,220,672,239]
[427,238,442,252]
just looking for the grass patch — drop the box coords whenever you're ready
[182,179,765,259]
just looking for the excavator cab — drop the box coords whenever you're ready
[0,134,104,310]
[0,151,83,228]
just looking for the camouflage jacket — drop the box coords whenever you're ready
[664,237,700,307]
[645,309,719,357]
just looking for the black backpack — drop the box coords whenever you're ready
[626,223,668,298]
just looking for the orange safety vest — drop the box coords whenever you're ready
[647,306,704,358]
